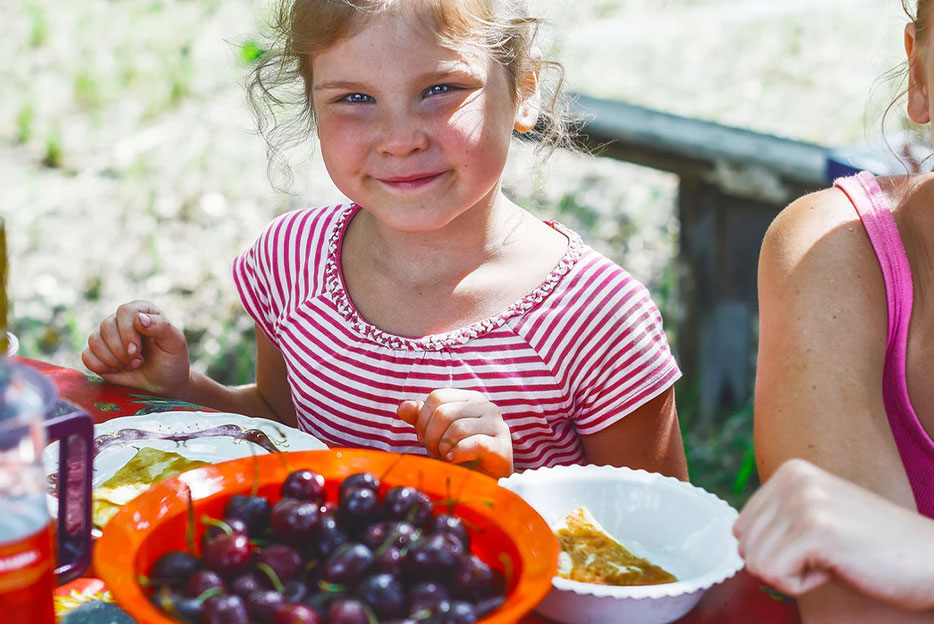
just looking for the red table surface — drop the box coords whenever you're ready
[20,356,800,624]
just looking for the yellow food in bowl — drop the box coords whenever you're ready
[92,447,209,528]
[554,507,677,586]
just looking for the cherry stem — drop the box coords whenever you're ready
[317,580,347,593]
[300,559,318,584]
[445,477,453,515]
[136,574,151,588]
[195,587,224,604]
[499,552,515,591]
[275,451,294,474]
[201,516,234,537]
[250,445,260,498]
[374,528,422,558]
[184,486,197,556]
[431,497,495,509]
[256,562,285,594]
[379,454,407,484]
[362,602,379,624]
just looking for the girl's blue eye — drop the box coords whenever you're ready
[425,84,453,97]
[342,93,373,104]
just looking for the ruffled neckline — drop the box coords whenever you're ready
[324,204,584,351]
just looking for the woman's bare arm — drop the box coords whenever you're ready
[755,188,932,622]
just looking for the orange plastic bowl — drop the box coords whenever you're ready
[94,448,559,623]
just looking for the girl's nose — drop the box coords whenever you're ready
[377,110,429,158]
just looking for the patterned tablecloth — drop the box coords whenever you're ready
[17,356,800,624]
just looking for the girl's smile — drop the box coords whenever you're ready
[373,170,451,193]
[310,13,521,234]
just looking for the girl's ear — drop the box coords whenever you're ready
[514,48,542,134]
[906,23,931,125]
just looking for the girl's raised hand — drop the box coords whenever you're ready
[81,300,191,399]
[733,458,934,611]
[397,389,513,479]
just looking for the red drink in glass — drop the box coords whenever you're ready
[0,508,56,624]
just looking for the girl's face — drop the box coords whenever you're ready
[310,14,524,233]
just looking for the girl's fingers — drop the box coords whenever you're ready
[436,416,507,459]
[115,305,149,358]
[133,311,187,354]
[414,389,468,440]
[81,346,119,376]
[98,316,139,367]
[86,330,127,370]
[445,434,512,478]
[422,400,492,458]
[445,434,496,464]
[791,568,831,595]
[397,400,422,426]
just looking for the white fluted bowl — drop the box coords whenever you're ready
[499,465,744,624]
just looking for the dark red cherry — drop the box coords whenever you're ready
[355,572,406,619]
[183,569,226,598]
[203,533,252,576]
[257,543,303,582]
[225,495,272,538]
[321,542,374,584]
[150,551,200,587]
[202,594,249,624]
[281,469,326,504]
[270,498,321,541]
[272,602,324,624]
[339,472,380,500]
[326,598,372,624]
[245,589,285,623]
[383,486,432,527]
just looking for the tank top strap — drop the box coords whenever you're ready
[833,171,913,361]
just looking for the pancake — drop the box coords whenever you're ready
[553,507,677,586]
[92,447,209,528]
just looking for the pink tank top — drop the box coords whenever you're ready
[835,171,934,518]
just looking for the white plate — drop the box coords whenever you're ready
[43,411,328,523]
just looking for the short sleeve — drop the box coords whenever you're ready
[232,228,281,349]
[570,271,681,436]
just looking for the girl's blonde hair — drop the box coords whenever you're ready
[247,0,576,190]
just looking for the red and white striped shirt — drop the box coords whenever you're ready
[233,204,680,470]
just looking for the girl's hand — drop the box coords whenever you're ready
[733,458,934,611]
[397,389,513,479]
[81,300,191,399]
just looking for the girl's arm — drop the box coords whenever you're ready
[183,327,297,427]
[579,386,687,480]
[755,188,931,622]
[84,303,296,427]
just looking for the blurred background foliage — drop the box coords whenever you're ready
[1,0,908,507]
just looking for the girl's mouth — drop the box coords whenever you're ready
[375,171,448,191]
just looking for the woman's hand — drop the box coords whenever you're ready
[734,458,934,611]
[81,300,192,399]
[397,389,513,479]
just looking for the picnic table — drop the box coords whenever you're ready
[18,356,801,624]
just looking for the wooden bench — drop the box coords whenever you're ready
[570,95,831,425]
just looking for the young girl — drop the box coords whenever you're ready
[740,1,934,620]
[82,0,686,481]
